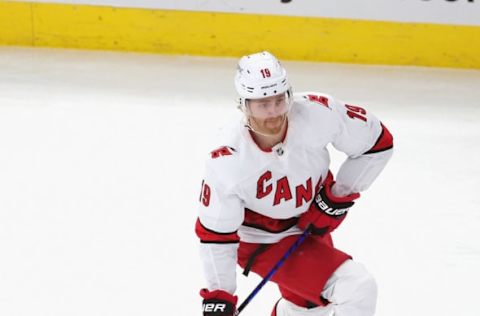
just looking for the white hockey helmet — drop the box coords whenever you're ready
[235,51,292,111]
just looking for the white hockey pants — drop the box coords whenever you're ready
[274,260,377,316]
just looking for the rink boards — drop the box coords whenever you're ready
[1,1,480,69]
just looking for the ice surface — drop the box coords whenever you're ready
[0,47,479,315]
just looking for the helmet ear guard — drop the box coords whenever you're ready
[234,51,292,115]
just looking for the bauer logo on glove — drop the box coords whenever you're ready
[298,172,360,235]
[200,289,238,316]
[203,302,227,313]
[314,186,352,217]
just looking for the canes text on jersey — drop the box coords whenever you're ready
[257,171,319,207]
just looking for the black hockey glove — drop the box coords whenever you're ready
[200,289,238,316]
[298,172,360,235]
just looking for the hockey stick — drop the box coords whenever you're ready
[234,224,312,315]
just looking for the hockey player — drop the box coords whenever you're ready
[196,51,393,315]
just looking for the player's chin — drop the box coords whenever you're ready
[268,118,284,128]
[265,116,283,125]
[264,123,283,134]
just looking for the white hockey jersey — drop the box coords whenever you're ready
[195,92,393,294]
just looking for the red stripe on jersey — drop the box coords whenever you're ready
[243,209,298,234]
[271,299,281,316]
[195,218,240,244]
[364,123,393,154]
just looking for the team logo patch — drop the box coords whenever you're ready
[211,146,236,159]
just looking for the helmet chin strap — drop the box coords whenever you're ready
[245,113,288,138]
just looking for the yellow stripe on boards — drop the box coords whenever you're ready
[1,1,480,69]
[0,2,33,45]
